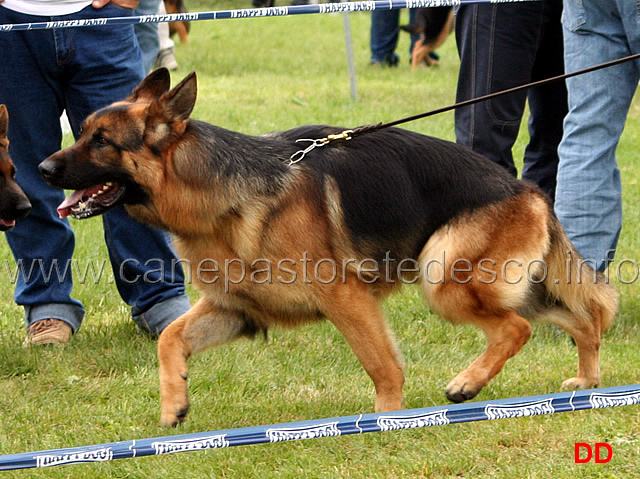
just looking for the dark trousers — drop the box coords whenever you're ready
[454,0,566,202]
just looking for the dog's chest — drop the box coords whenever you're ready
[174,236,327,325]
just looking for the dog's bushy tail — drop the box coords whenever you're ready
[543,216,618,332]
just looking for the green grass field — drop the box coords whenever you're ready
[1,1,639,477]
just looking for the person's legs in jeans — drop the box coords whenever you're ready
[0,6,85,335]
[63,4,190,335]
[134,0,162,74]
[555,0,640,271]
[103,208,190,335]
[0,5,189,341]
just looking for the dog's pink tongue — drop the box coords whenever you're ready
[57,189,88,218]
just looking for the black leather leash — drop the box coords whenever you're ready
[353,51,640,136]
[289,51,640,164]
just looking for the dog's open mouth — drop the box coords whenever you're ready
[0,218,16,231]
[57,182,125,219]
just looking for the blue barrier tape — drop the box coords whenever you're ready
[0,0,538,32]
[0,384,638,470]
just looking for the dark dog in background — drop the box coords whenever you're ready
[39,69,617,426]
[401,7,454,70]
[0,105,31,231]
[164,0,190,44]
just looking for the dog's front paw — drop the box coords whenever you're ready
[561,376,599,390]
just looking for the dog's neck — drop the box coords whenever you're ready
[129,121,295,236]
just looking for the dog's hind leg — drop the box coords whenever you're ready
[411,38,431,70]
[323,282,405,412]
[444,312,532,402]
[529,305,602,390]
[421,253,534,402]
[158,296,253,426]
[527,216,617,390]
[419,246,535,403]
[418,193,547,403]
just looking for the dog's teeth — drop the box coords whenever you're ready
[91,193,97,199]
[105,182,113,187]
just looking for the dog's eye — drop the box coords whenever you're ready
[93,135,111,146]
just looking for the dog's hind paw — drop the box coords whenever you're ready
[445,376,484,403]
[160,404,190,427]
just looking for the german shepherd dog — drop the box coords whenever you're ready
[401,7,454,70]
[39,69,617,426]
[0,105,32,231]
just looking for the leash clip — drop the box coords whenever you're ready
[288,129,354,166]
[326,129,353,143]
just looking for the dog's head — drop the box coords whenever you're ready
[39,68,197,220]
[0,105,32,231]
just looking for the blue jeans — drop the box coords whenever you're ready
[134,0,162,74]
[454,0,566,202]
[370,9,417,63]
[555,0,640,271]
[0,4,190,334]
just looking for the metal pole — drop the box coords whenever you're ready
[342,4,359,100]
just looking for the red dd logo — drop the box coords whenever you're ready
[574,443,613,463]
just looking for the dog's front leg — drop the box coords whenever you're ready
[324,283,405,412]
[158,296,249,426]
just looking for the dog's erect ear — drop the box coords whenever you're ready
[154,71,197,122]
[0,104,8,139]
[127,68,172,103]
[144,73,197,149]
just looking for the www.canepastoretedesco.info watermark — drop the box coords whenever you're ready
[1,251,635,290]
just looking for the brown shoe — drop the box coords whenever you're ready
[23,318,72,346]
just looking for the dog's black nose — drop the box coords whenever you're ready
[14,199,31,219]
[38,159,63,183]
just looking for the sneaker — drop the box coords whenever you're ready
[23,319,72,346]
[154,47,179,71]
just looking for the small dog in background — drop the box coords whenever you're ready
[0,105,31,230]
[164,0,190,44]
[401,7,454,70]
